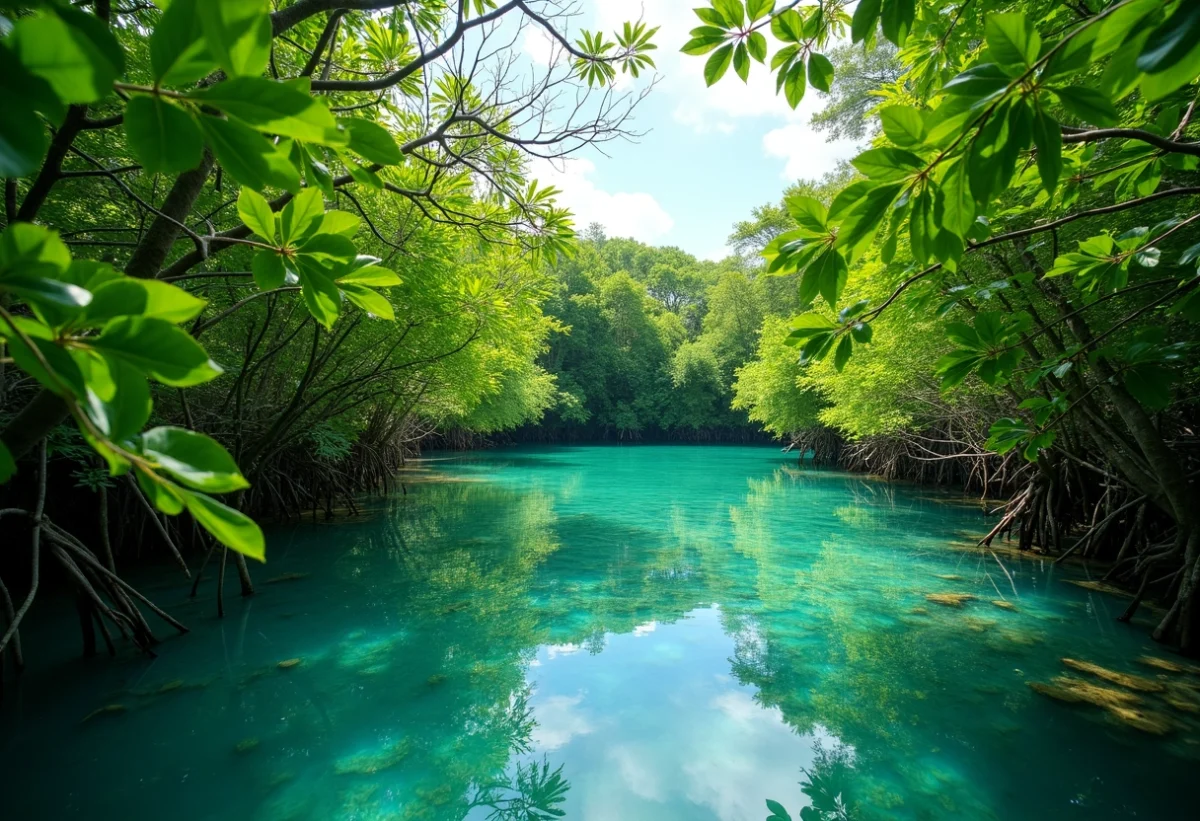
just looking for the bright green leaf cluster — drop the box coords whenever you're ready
[0,223,263,561]
[238,188,401,328]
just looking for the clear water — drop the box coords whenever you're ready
[1,445,1196,820]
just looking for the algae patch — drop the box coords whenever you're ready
[334,739,411,775]
[1061,658,1165,693]
[926,593,975,607]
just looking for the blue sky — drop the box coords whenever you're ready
[523,0,860,260]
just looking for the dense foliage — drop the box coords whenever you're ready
[685,0,1200,666]
[0,0,657,663]
[517,227,798,441]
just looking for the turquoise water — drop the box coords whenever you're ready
[1,445,1196,820]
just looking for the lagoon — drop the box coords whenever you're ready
[0,446,1193,820]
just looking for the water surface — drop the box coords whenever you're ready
[1,445,1195,820]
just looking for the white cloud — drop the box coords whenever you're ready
[609,744,666,800]
[545,642,582,660]
[531,692,595,750]
[522,25,556,66]
[531,157,675,243]
[632,620,658,637]
[763,123,861,181]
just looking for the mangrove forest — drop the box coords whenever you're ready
[2,1,1200,819]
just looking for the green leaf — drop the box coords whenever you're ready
[808,248,848,306]
[765,799,792,821]
[909,187,935,264]
[183,490,265,561]
[851,321,873,344]
[91,317,223,387]
[252,251,287,291]
[1052,86,1119,127]
[1141,38,1200,101]
[0,441,14,483]
[936,349,983,389]
[1,275,92,309]
[785,195,828,233]
[193,78,344,145]
[827,180,876,221]
[733,42,750,83]
[851,147,925,180]
[786,313,837,343]
[296,233,357,268]
[343,159,382,190]
[74,351,151,442]
[339,283,395,320]
[783,61,807,108]
[83,278,206,325]
[1137,2,1200,75]
[879,106,925,147]
[714,0,745,29]
[197,0,272,78]
[705,44,734,86]
[985,12,1040,71]
[833,335,853,372]
[198,115,301,193]
[5,322,88,398]
[807,53,834,94]
[141,427,249,493]
[341,118,403,165]
[150,0,216,86]
[940,160,976,238]
[851,0,882,44]
[237,187,277,243]
[297,264,342,329]
[280,188,326,247]
[771,44,799,71]
[1031,106,1062,194]
[681,31,726,56]
[0,46,52,177]
[11,12,120,104]
[746,31,768,63]
[746,0,775,23]
[318,211,362,239]
[124,95,205,175]
[836,183,903,257]
[337,258,401,286]
[0,223,70,278]
[943,63,1010,98]
[137,469,185,514]
[1045,26,1097,80]
[880,0,916,48]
